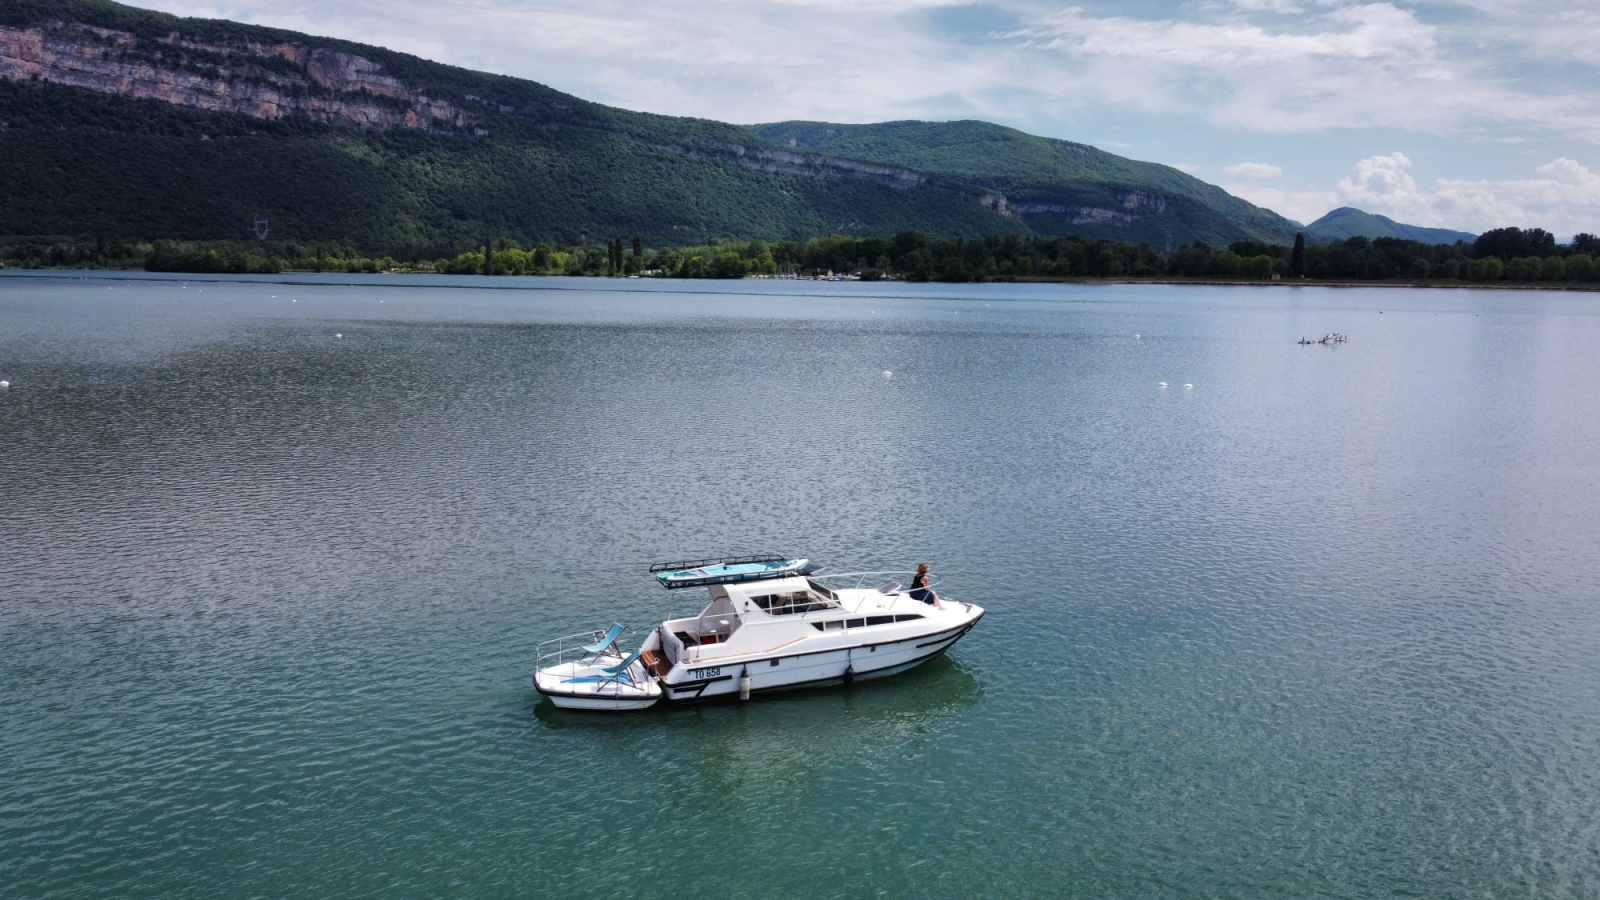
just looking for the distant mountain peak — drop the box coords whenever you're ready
[1305,207,1475,245]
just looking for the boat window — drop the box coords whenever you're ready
[815,615,908,631]
[755,590,832,615]
[895,614,924,622]
[805,579,838,602]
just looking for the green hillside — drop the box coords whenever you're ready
[0,80,1016,252]
[754,120,1303,247]
[2,0,1297,252]
[1305,207,1476,245]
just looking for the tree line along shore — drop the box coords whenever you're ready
[3,227,1598,288]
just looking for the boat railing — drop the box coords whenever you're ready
[811,569,948,595]
[535,628,628,670]
[649,553,790,574]
[690,611,740,646]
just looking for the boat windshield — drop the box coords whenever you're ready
[749,587,834,615]
[806,579,838,602]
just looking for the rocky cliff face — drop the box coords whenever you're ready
[670,140,939,189]
[0,21,483,133]
[1009,190,1167,227]
[0,20,978,197]
[0,17,1030,227]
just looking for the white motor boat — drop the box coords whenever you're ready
[533,556,984,711]
[531,625,663,711]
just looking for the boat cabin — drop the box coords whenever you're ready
[646,576,854,674]
[665,575,840,646]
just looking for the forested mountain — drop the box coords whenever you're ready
[2,0,1297,254]
[1305,207,1476,245]
[754,120,1301,247]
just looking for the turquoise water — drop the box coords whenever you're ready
[3,273,1599,897]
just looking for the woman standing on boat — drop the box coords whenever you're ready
[910,563,943,608]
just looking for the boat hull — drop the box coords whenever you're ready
[660,611,983,703]
[533,661,662,711]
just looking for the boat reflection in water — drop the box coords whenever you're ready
[535,655,982,787]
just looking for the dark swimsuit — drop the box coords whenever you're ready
[910,573,933,604]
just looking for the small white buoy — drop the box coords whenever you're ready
[1184,383,1193,389]
[883,370,892,378]
[291,298,297,303]
[335,333,343,339]
[1135,333,1141,338]
[739,668,751,701]
[1158,381,1168,387]
[0,380,10,389]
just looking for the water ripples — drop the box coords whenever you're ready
[3,276,1599,896]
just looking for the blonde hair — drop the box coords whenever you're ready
[916,563,929,575]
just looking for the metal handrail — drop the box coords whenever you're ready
[809,569,948,593]
[649,553,789,573]
[658,568,959,634]
[535,628,627,669]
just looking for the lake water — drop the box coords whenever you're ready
[2,272,1599,898]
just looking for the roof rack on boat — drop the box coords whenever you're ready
[649,554,818,589]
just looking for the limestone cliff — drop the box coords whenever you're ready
[1011,191,1168,227]
[2,3,1296,245]
[0,21,483,133]
[0,19,986,201]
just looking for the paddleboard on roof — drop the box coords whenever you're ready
[650,554,814,589]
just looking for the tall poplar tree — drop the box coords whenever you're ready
[1289,232,1306,279]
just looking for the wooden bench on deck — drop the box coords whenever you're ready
[641,649,671,677]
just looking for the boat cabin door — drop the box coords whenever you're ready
[695,587,741,645]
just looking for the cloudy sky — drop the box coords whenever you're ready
[142,0,1600,237]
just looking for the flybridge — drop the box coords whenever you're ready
[649,555,817,589]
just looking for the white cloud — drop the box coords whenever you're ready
[1536,157,1595,185]
[1223,162,1283,178]
[1228,0,1303,12]
[1448,4,1600,69]
[1009,3,1434,69]
[1004,2,1600,142]
[1428,158,1600,238]
[1229,153,1600,238]
[1219,183,1337,226]
[1336,152,1418,203]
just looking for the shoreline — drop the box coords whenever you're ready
[4,267,1599,293]
[1009,275,1600,292]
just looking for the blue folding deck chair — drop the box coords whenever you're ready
[597,646,647,688]
[580,623,626,661]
